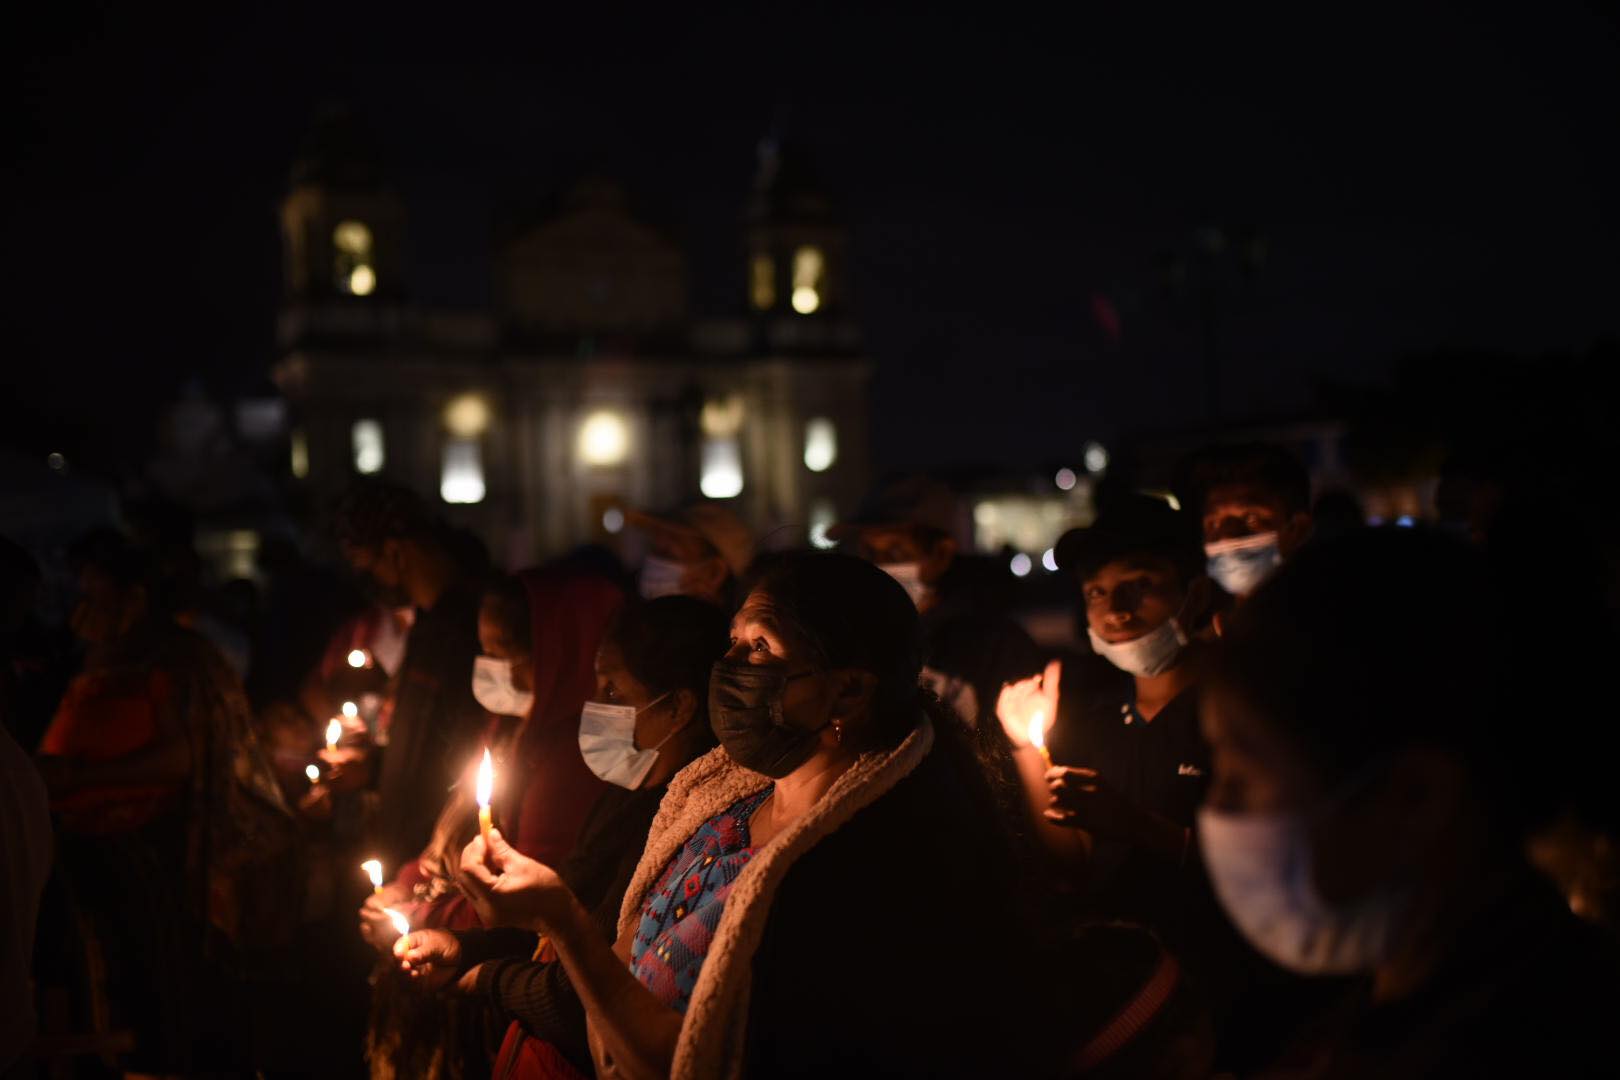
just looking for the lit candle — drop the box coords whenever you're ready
[325,717,343,754]
[1028,711,1053,768]
[347,648,368,669]
[476,747,494,843]
[383,906,410,941]
[305,763,321,783]
[341,700,358,719]
[362,859,384,894]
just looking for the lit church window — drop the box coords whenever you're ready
[290,429,310,479]
[791,246,824,314]
[579,410,629,466]
[750,254,776,310]
[333,220,376,296]
[700,395,745,438]
[444,393,491,438]
[352,419,385,474]
[809,499,837,549]
[803,417,837,472]
[700,437,744,499]
[440,438,485,503]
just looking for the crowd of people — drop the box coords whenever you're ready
[3,440,1618,1079]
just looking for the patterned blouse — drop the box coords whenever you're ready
[629,788,771,1013]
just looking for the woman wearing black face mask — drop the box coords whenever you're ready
[451,553,1043,1079]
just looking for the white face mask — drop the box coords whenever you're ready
[472,656,535,717]
[1088,618,1188,678]
[639,555,690,601]
[578,691,680,790]
[1205,532,1283,597]
[880,562,931,609]
[1197,805,1402,975]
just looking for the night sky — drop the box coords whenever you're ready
[9,4,1618,476]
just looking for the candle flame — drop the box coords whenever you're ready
[383,907,410,937]
[347,649,367,669]
[305,764,320,782]
[341,700,358,718]
[1027,711,1047,752]
[475,747,494,808]
[362,859,383,889]
[325,718,343,750]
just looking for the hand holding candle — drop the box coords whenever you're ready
[475,747,494,843]
[997,659,1062,763]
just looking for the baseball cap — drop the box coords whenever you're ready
[1054,493,1202,582]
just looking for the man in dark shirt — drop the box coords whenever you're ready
[1041,494,1214,938]
[332,480,486,872]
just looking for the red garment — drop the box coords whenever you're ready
[502,569,622,869]
[492,1020,591,1080]
[39,667,181,833]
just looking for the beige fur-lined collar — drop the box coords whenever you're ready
[616,719,935,1080]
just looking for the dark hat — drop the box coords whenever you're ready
[1054,493,1202,582]
[825,475,958,541]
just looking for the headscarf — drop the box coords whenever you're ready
[502,567,624,865]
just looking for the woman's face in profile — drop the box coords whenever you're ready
[721,587,835,733]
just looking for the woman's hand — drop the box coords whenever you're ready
[393,929,463,992]
[457,827,572,933]
[318,744,372,793]
[358,883,414,953]
[296,782,333,820]
[997,659,1062,750]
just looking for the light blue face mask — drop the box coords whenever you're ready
[1205,532,1283,597]
[1197,759,1409,976]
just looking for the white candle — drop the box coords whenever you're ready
[305,763,321,783]
[325,718,343,753]
[1028,711,1052,768]
[383,906,410,940]
[476,748,494,843]
[362,859,384,894]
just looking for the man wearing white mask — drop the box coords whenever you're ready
[1181,442,1314,603]
[1198,529,1617,1076]
[996,495,1219,951]
[826,475,963,614]
[1038,496,1214,879]
[625,502,754,608]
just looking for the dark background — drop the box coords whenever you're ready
[8,3,1618,474]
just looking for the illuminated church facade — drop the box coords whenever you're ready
[273,114,870,565]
